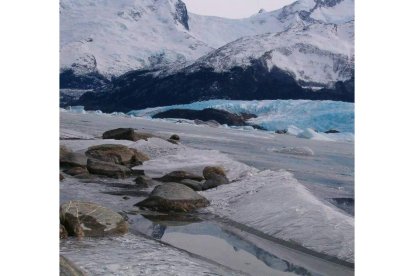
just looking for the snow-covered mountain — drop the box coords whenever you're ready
[60,0,354,78]
[187,21,354,89]
[63,0,355,111]
[60,0,212,77]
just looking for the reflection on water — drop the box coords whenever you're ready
[131,214,320,276]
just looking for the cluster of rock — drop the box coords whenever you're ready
[60,144,148,179]
[60,128,218,273]
[60,128,231,238]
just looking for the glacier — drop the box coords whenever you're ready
[128,99,354,135]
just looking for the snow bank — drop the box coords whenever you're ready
[201,170,354,263]
[131,138,257,181]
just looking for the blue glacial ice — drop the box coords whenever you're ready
[128,99,354,134]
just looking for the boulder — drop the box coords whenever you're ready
[85,144,149,167]
[87,158,132,179]
[60,201,128,237]
[169,134,180,141]
[325,129,340,134]
[64,167,89,176]
[60,152,87,168]
[60,224,68,239]
[60,255,85,276]
[201,166,229,190]
[167,139,179,145]
[202,174,230,190]
[134,175,155,188]
[60,145,72,158]
[102,128,154,141]
[132,169,145,176]
[153,108,249,126]
[180,179,203,191]
[275,129,288,134]
[135,183,209,212]
[203,166,227,180]
[155,171,204,183]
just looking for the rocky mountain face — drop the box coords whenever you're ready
[61,0,355,111]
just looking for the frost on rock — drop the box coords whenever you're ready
[201,170,354,263]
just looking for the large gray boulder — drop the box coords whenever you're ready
[135,183,209,212]
[60,255,85,276]
[102,128,154,141]
[60,152,88,168]
[87,158,132,179]
[155,171,204,183]
[60,201,128,238]
[85,144,149,167]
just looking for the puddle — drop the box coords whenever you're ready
[127,213,353,276]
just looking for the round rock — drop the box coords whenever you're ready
[87,158,132,179]
[102,128,154,141]
[60,201,128,237]
[156,171,204,183]
[85,144,149,167]
[64,167,89,176]
[135,183,209,212]
[203,166,227,180]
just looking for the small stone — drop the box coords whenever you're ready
[132,169,145,176]
[167,139,179,145]
[60,224,68,239]
[325,129,340,134]
[134,175,154,188]
[64,167,89,176]
[170,134,180,141]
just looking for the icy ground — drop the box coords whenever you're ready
[60,109,354,271]
[61,233,240,276]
